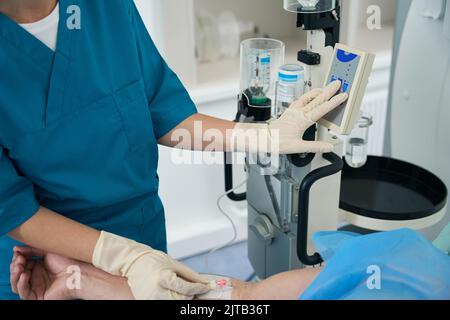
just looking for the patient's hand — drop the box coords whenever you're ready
[10,247,81,300]
[10,246,134,300]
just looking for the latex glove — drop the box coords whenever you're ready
[434,223,450,255]
[231,80,348,154]
[92,231,210,300]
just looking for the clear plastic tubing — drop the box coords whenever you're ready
[345,113,373,169]
[275,64,305,117]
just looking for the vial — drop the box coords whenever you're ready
[345,113,373,168]
[274,64,305,118]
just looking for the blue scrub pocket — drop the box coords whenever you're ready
[113,79,156,152]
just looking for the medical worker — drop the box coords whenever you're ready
[0,0,348,299]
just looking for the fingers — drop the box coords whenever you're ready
[307,92,349,122]
[159,270,211,297]
[324,79,343,95]
[290,88,323,110]
[172,261,209,285]
[302,80,342,113]
[167,290,194,301]
[10,253,26,294]
[13,246,44,258]
[159,270,210,297]
[160,269,211,295]
[17,271,35,300]
[165,292,192,300]
[10,249,40,298]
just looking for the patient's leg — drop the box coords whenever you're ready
[231,267,322,300]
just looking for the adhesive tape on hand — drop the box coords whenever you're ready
[196,274,233,300]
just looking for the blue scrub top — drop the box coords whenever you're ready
[0,0,197,299]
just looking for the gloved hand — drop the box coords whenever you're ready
[92,231,210,300]
[434,222,450,255]
[231,80,348,154]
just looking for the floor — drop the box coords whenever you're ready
[181,242,255,281]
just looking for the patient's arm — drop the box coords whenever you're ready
[232,268,322,300]
[74,266,321,300]
[12,247,320,300]
[73,267,321,300]
[76,263,134,300]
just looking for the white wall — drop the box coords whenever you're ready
[194,0,297,38]
[133,0,165,54]
[134,0,197,86]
